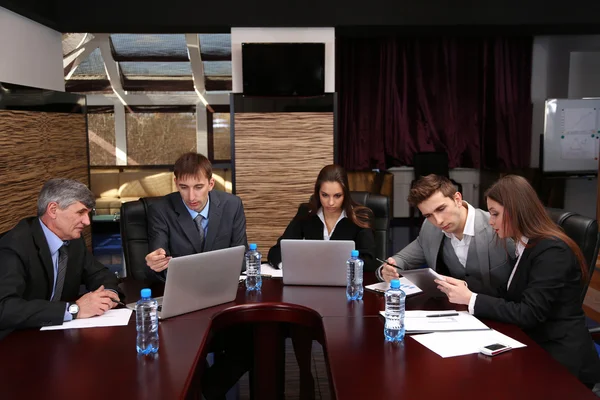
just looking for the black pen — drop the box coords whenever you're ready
[426,313,459,318]
[376,257,397,267]
[111,298,126,307]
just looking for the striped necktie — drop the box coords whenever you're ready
[194,214,205,251]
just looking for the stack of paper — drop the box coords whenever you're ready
[411,329,527,358]
[365,277,423,297]
[378,310,490,333]
[41,309,133,331]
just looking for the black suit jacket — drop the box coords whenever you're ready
[147,190,248,279]
[268,207,377,272]
[474,238,600,387]
[0,217,121,339]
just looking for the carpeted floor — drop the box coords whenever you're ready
[237,338,331,400]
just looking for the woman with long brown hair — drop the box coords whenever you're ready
[436,175,600,389]
[268,164,377,271]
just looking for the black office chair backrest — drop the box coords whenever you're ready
[546,207,600,304]
[412,152,450,180]
[120,197,162,281]
[349,191,390,260]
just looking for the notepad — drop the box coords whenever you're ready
[411,329,527,358]
[365,278,423,297]
[41,309,133,331]
[378,310,490,333]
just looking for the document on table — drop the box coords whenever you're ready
[41,309,133,331]
[378,310,490,333]
[242,263,283,278]
[365,278,423,297]
[411,329,527,358]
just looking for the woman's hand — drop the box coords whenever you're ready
[435,276,472,305]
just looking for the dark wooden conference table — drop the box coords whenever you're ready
[0,275,596,400]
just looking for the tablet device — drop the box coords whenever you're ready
[398,268,446,297]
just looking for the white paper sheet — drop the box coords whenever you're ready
[260,263,283,278]
[560,133,597,160]
[41,309,133,331]
[563,108,597,134]
[379,310,490,333]
[365,278,423,296]
[411,329,527,358]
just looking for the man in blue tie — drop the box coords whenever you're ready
[144,152,248,280]
[0,178,122,339]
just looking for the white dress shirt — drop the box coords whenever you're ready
[317,208,347,240]
[443,202,476,268]
[469,236,529,314]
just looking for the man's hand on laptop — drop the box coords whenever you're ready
[382,257,400,282]
[146,248,172,272]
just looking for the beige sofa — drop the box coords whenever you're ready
[90,168,232,215]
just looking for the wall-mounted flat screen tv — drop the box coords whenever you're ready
[242,42,325,96]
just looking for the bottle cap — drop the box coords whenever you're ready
[140,288,152,298]
[351,250,359,257]
[249,243,257,250]
[390,279,400,289]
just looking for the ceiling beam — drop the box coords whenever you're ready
[112,54,191,62]
[96,33,126,101]
[185,33,206,94]
[122,79,194,92]
[63,37,101,79]
[86,91,230,106]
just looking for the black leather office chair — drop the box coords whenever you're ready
[349,191,391,261]
[120,197,162,281]
[546,208,600,305]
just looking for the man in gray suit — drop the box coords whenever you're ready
[377,174,514,297]
[144,152,249,400]
[145,152,248,280]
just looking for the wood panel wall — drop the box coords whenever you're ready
[0,110,89,234]
[234,112,334,254]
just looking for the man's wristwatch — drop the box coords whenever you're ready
[68,303,79,319]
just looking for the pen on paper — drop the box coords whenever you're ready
[426,313,459,318]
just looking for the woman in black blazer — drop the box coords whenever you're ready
[436,175,600,389]
[268,164,377,271]
[268,164,376,399]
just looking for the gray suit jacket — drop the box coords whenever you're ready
[147,190,248,280]
[377,207,514,296]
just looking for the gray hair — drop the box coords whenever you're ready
[37,178,95,217]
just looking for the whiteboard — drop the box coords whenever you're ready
[543,99,600,173]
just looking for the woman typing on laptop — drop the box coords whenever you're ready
[268,164,377,271]
[435,175,600,390]
[267,164,376,398]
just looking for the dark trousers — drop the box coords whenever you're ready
[201,326,254,400]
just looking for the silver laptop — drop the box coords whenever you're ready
[127,245,245,319]
[281,239,355,286]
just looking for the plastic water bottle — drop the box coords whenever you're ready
[245,243,262,291]
[384,279,406,342]
[136,288,159,355]
[346,250,364,300]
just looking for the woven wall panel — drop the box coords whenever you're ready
[0,110,89,236]
[234,112,333,254]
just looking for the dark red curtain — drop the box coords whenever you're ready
[336,36,533,171]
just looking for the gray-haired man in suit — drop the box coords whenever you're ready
[377,174,514,297]
[145,152,247,279]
